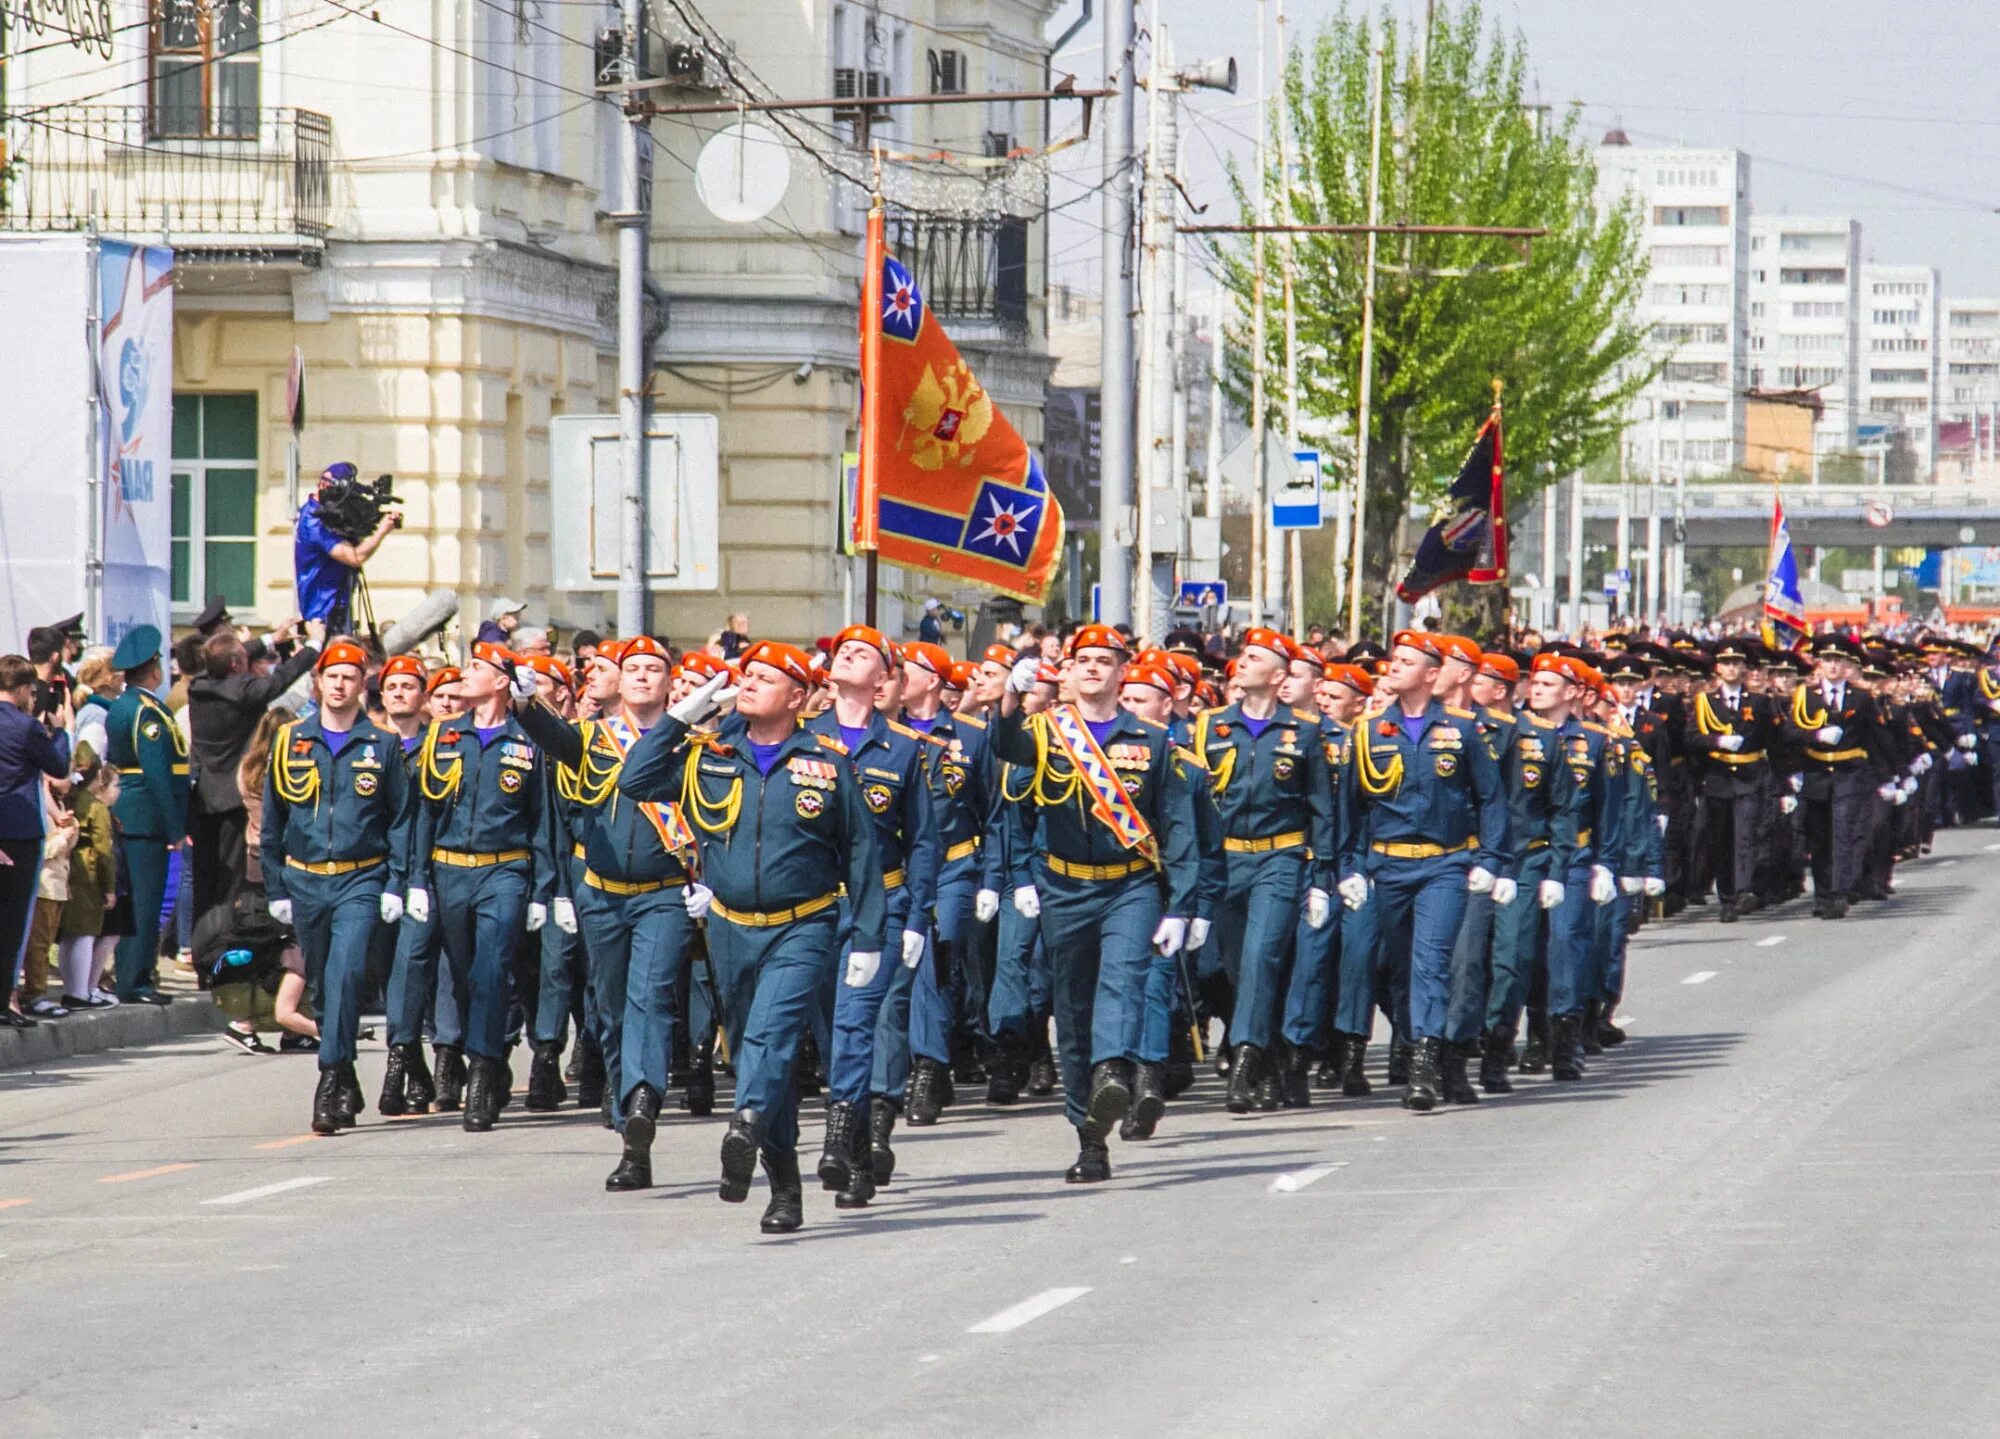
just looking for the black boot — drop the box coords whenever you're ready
[526,1040,566,1111]
[1225,1042,1261,1114]
[498,1050,516,1112]
[434,1044,466,1111]
[1314,1057,1342,1090]
[311,1068,341,1136]
[1550,1015,1584,1081]
[1125,1062,1167,1140]
[1081,1060,1133,1142]
[334,1063,364,1129]
[1386,1036,1414,1087]
[404,1042,436,1113]
[1163,1058,1195,1098]
[1279,1045,1313,1109]
[719,1108,765,1203]
[1337,1033,1372,1098]
[606,1085,659,1191]
[907,1057,946,1126]
[1440,1040,1480,1104]
[816,1101,858,1192]
[1026,1033,1058,1096]
[1402,1036,1443,1112]
[1579,1000,1604,1057]
[684,1039,716,1117]
[759,1150,804,1233]
[1254,1063,1281,1111]
[837,1107,877,1208]
[1596,1007,1627,1048]
[1478,1029,1514,1094]
[574,1030,606,1111]
[1065,1128,1112,1184]
[463,1056,496,1132]
[1517,1011,1550,1074]
[868,1097,898,1185]
[379,1044,411,1118]
[986,1038,1024,1105]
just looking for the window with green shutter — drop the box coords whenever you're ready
[169,393,259,615]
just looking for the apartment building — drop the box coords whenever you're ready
[1747,215,1862,462]
[1594,135,1750,478]
[1859,264,1941,479]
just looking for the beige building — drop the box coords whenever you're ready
[0,0,1060,647]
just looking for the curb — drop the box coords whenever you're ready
[0,993,226,1071]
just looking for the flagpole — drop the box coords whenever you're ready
[1347,44,1385,638]
[860,147,887,625]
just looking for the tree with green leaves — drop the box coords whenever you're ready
[1216,0,1656,632]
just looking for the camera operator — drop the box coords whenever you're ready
[296,461,400,634]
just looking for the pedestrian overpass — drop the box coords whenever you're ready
[1571,481,2000,550]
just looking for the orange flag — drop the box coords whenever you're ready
[854,208,1064,603]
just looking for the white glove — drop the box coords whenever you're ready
[1914,753,1934,773]
[1304,887,1332,930]
[668,670,736,725]
[1815,725,1843,745]
[1780,795,1798,815]
[1788,773,1804,793]
[1151,916,1188,956]
[1012,885,1041,919]
[1589,865,1617,905]
[1989,697,2000,714]
[1337,874,1369,910]
[406,888,430,924]
[525,902,547,932]
[974,888,1000,923]
[1901,777,1919,798]
[1620,876,1643,894]
[552,897,578,934]
[901,929,927,969]
[508,663,539,702]
[267,898,294,926]
[378,892,403,925]
[1187,916,1212,950]
[1970,752,1981,767]
[1007,656,1041,694]
[1655,813,1669,834]
[1876,782,1898,802]
[684,881,713,920]
[1643,877,1666,896]
[1892,786,1909,807]
[1715,733,1745,752]
[1538,879,1565,910]
[1466,865,1496,894]
[1958,734,1978,750]
[1491,877,1518,907]
[844,950,882,988]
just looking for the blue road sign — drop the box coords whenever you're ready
[1272,449,1324,531]
[1176,580,1229,609]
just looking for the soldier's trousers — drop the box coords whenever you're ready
[1332,893,1382,1037]
[288,866,388,1068]
[1445,888,1498,1045]
[532,923,590,1047]
[1696,789,1761,900]
[825,890,911,1109]
[386,907,444,1047]
[112,836,171,999]
[708,906,839,1160]
[1368,855,1470,1041]
[1599,892,1639,1007]
[1805,770,1874,898]
[1486,849,1557,1034]
[1283,900,1335,1051]
[432,859,532,1061]
[987,903,1051,1041]
[578,879,694,1122]
[1547,860,1602,1019]
[1037,869,1161,1128]
[910,853,982,1069]
[1217,849,1306,1051]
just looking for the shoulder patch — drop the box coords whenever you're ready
[1131,715,1168,733]
[814,733,849,755]
[1525,713,1558,730]
[955,713,988,730]
[1290,706,1319,724]
[1445,704,1477,720]
[1581,720,1610,736]
[1484,706,1518,726]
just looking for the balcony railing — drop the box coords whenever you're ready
[0,106,331,258]
[886,211,1030,335]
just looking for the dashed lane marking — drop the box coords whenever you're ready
[255,1134,327,1151]
[1683,971,1718,985]
[0,1199,30,1211]
[1269,1162,1348,1193]
[1755,935,1788,948]
[99,1163,197,1185]
[968,1286,1092,1334]
[201,1176,333,1207]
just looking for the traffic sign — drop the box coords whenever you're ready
[1604,566,1630,596]
[1090,582,1102,622]
[1176,580,1229,610]
[1271,449,1324,530]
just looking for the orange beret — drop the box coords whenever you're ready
[1067,623,1129,658]
[1123,663,1177,695]
[1532,652,1590,685]
[1166,653,1202,685]
[379,654,426,683]
[1434,634,1483,667]
[946,661,977,691]
[742,640,814,688]
[1240,627,1292,663]
[902,641,953,678]
[982,643,1019,667]
[1034,664,1060,685]
[1477,653,1520,684]
[316,639,369,674]
[1392,630,1444,663]
[469,641,515,673]
[1323,663,1375,696]
[831,625,893,668]
[619,635,670,667]
[525,654,574,689]
[680,651,736,682]
[425,666,461,695]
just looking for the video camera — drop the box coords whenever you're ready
[316,461,404,543]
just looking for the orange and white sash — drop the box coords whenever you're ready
[601,713,699,868]
[1044,704,1160,867]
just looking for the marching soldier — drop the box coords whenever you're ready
[1783,635,1894,919]
[1685,638,1777,921]
[376,654,440,1115]
[261,640,415,1134]
[1314,662,1380,1096]
[618,643,883,1234]
[106,625,187,1006]
[521,655,589,1113]
[992,625,1201,1182]
[406,643,559,1133]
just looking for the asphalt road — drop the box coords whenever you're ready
[6,826,2000,1437]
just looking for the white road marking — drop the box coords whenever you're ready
[1269,1162,1347,1194]
[1119,1255,1137,1265]
[1935,860,1957,868]
[200,1176,333,1208]
[968,1286,1092,1334]
[1683,971,1718,985]
[1755,935,1788,948]
[1983,843,2000,852]
[918,1355,940,1364]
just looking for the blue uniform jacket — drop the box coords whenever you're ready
[1558,718,1625,870]
[516,703,694,887]
[1337,699,1510,878]
[1193,702,1335,888]
[912,709,997,869]
[409,712,558,902]
[616,714,888,954]
[1487,708,1581,881]
[260,715,415,904]
[807,708,941,924]
[106,688,189,841]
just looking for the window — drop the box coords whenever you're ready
[1872,337,1929,353]
[1779,232,1844,253]
[927,47,967,94]
[1787,333,1844,352]
[1872,280,1928,297]
[150,0,260,138]
[1653,205,1727,226]
[1780,267,1846,285]
[170,393,259,613]
[1871,368,1929,385]
[1649,282,1730,307]
[1791,300,1845,319]
[1872,308,1921,326]
[1776,365,1844,387]
[1663,361,1726,385]
[1880,397,1930,415]
[1651,244,1725,267]
[1654,323,1727,345]
[1750,302,1765,318]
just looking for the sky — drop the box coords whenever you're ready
[1046,0,2000,302]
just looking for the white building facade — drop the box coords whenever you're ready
[1858,263,1941,480]
[1747,215,1862,464]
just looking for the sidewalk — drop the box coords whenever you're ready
[1,965,224,1072]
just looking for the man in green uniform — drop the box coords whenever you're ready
[106,625,187,1005]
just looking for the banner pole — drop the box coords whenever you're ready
[860,147,886,626]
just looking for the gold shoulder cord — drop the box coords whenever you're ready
[680,735,743,835]
[1693,691,1732,736]
[418,723,464,802]
[1194,711,1239,795]
[556,720,621,806]
[1981,669,2000,702]
[1028,712,1084,808]
[267,721,322,807]
[1791,684,1828,732]
[1354,723,1404,797]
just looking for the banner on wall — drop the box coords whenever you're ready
[97,240,174,660]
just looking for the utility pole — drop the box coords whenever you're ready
[1204,287,1225,521]
[1347,45,1385,637]
[1278,0,1302,638]
[614,0,651,639]
[1099,0,1138,627]
[1249,0,1269,627]
[1646,403,1662,623]
[1566,469,1583,633]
